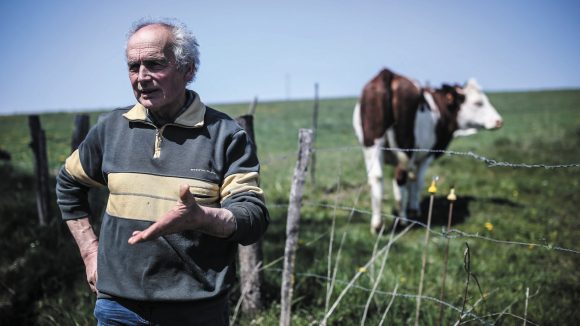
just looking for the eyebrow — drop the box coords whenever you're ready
[127,58,170,66]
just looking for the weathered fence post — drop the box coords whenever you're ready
[28,115,52,226]
[235,114,264,315]
[71,114,90,151]
[280,129,313,326]
[310,83,319,185]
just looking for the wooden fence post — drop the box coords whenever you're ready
[71,114,90,152]
[310,83,319,185]
[235,114,264,315]
[28,115,52,226]
[280,129,313,326]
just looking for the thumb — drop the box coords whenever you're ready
[179,184,196,206]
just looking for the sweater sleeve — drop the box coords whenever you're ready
[220,129,269,246]
[56,121,106,220]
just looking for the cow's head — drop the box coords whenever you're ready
[455,79,503,135]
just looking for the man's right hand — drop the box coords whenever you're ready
[82,244,99,292]
[66,218,99,293]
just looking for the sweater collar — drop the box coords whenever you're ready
[123,90,206,128]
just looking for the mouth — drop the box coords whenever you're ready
[140,88,159,98]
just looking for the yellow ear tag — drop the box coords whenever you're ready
[428,179,437,194]
[447,188,457,201]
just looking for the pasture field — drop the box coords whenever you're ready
[0,90,579,325]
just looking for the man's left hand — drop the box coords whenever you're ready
[128,184,235,244]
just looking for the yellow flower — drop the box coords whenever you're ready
[358,267,367,273]
[484,222,494,232]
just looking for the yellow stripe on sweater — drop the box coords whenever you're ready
[220,172,263,203]
[65,150,105,188]
[106,172,219,221]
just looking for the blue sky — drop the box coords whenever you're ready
[0,0,579,115]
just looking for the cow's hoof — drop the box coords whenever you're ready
[371,220,384,235]
[407,209,421,222]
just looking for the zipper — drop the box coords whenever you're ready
[133,120,194,159]
[154,126,164,159]
[136,120,165,159]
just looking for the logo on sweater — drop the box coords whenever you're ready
[190,168,217,176]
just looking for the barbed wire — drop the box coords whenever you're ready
[261,201,544,325]
[260,141,576,324]
[263,267,540,326]
[318,146,580,169]
[267,201,580,255]
[261,146,580,169]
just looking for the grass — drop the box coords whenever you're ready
[1,89,579,325]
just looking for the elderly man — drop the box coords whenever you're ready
[56,18,269,325]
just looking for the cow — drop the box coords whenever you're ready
[352,68,502,233]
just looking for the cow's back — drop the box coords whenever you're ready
[358,68,422,157]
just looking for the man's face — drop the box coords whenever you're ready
[126,24,194,118]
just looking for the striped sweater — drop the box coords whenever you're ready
[56,91,269,301]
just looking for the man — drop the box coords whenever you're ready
[56,18,269,325]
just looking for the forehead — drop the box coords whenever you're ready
[464,86,485,102]
[126,24,173,61]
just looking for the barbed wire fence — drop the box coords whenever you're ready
[244,144,579,325]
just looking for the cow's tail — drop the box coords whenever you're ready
[359,68,394,147]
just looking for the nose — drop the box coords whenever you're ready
[138,64,151,82]
[495,119,503,129]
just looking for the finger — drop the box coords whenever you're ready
[89,272,97,292]
[128,233,143,245]
[128,222,163,244]
[128,231,146,244]
[179,184,196,206]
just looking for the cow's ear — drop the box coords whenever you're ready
[445,86,465,110]
[454,86,466,104]
[445,92,455,106]
[441,84,455,106]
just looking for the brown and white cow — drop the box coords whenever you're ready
[352,68,502,233]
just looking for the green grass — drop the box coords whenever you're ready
[1,90,579,325]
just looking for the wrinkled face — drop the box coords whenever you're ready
[457,80,503,130]
[126,24,194,119]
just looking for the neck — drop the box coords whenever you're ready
[151,91,191,123]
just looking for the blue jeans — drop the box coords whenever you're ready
[94,296,230,326]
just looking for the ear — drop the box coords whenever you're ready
[441,84,455,105]
[183,63,195,82]
[455,87,466,104]
[446,92,455,105]
[445,86,465,110]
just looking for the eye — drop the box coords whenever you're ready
[144,60,168,71]
[128,62,140,73]
[474,100,484,107]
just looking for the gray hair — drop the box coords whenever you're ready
[127,18,200,83]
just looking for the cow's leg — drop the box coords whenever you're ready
[395,161,413,225]
[362,139,385,233]
[391,178,409,226]
[386,129,412,224]
[408,156,434,219]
